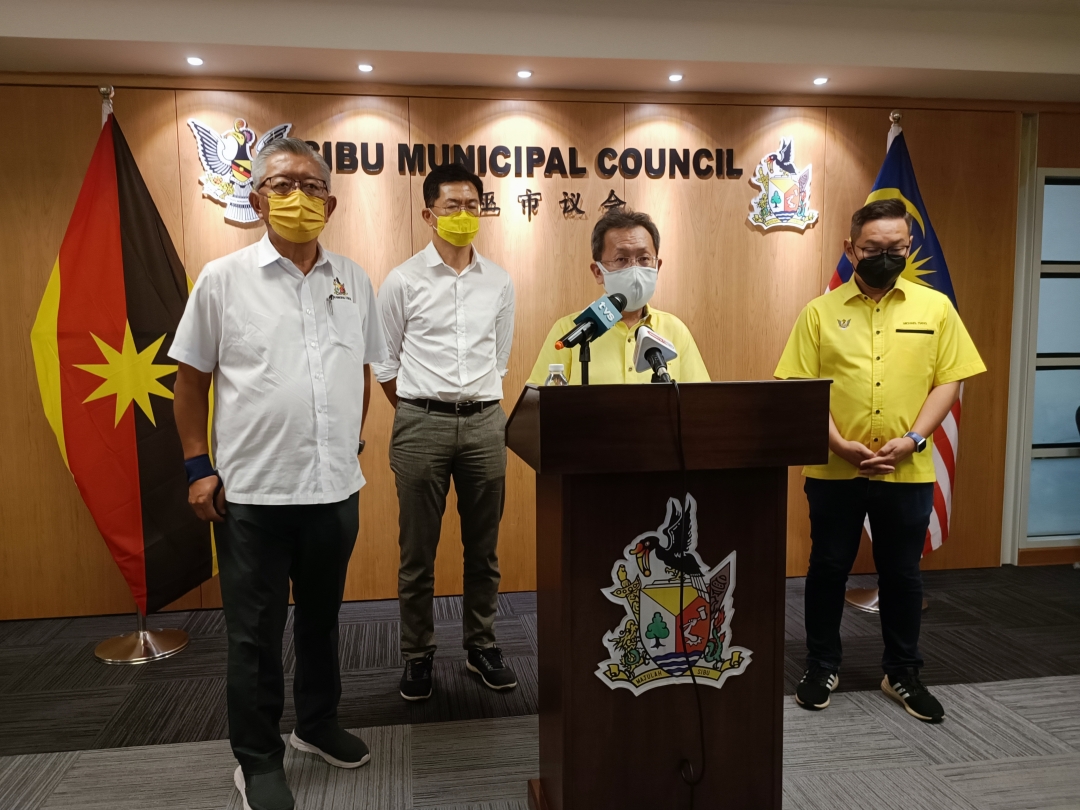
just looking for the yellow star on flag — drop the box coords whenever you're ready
[900,245,936,288]
[75,322,177,426]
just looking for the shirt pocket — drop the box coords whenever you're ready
[328,301,365,356]
[892,328,938,381]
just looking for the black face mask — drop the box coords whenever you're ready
[854,252,906,290]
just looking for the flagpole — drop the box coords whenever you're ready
[94,607,190,664]
[844,109,928,616]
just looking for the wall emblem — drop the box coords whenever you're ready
[749,137,818,231]
[188,118,292,224]
[597,495,751,696]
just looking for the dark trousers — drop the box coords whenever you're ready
[803,477,934,676]
[389,401,507,660]
[216,493,359,775]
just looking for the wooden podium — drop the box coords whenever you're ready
[506,380,830,810]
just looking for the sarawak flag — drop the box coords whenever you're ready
[30,114,212,613]
[828,125,962,556]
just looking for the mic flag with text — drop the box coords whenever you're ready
[30,114,212,613]
[828,127,961,556]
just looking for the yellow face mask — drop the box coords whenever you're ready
[267,189,326,243]
[434,210,480,247]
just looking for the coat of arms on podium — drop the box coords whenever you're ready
[597,494,752,696]
[748,137,818,231]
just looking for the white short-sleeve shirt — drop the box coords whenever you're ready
[169,234,387,505]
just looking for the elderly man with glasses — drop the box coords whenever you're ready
[528,207,711,385]
[373,163,518,702]
[171,138,387,810]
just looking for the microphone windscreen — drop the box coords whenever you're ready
[609,293,627,312]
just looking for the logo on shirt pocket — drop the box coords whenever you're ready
[333,277,348,297]
[837,318,851,329]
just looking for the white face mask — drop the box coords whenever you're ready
[596,263,658,311]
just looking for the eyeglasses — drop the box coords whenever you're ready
[601,255,658,270]
[431,201,481,215]
[853,244,910,259]
[261,176,329,197]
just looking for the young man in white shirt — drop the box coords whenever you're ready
[374,164,517,701]
[171,138,387,810]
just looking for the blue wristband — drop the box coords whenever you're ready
[184,454,217,485]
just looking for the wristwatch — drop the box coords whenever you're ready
[903,431,927,453]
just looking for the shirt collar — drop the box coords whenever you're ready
[256,233,329,272]
[839,273,909,303]
[423,241,481,273]
[614,305,654,332]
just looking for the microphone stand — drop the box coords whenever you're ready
[579,340,591,386]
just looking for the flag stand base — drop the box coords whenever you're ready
[845,588,928,614]
[94,609,189,665]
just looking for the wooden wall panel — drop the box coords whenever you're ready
[405,98,625,596]
[1037,113,1080,168]
[0,82,1024,619]
[0,87,188,619]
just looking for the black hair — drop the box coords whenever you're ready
[423,164,484,208]
[850,198,913,240]
[590,207,661,261]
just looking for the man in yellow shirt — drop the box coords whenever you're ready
[528,208,710,385]
[775,198,985,724]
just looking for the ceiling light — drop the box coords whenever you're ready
[668,73,683,82]
[813,77,829,85]
[517,70,532,79]
[186,57,203,66]
[358,63,373,73]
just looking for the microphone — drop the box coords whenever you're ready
[554,293,627,350]
[634,325,678,382]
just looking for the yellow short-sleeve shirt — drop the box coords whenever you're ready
[774,276,986,483]
[527,307,711,385]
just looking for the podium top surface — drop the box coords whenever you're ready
[505,380,830,475]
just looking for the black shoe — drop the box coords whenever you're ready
[466,646,518,691]
[882,670,945,723]
[400,653,434,701]
[795,666,839,710]
[290,727,370,768]
[234,766,294,810]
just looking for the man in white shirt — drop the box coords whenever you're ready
[374,163,516,701]
[170,138,386,810]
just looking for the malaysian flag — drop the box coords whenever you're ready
[828,123,960,556]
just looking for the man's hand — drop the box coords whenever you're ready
[859,436,916,477]
[189,475,226,523]
[833,438,876,471]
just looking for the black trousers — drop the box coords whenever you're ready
[216,493,359,775]
[803,477,934,676]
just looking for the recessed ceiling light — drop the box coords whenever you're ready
[669,73,683,82]
[813,77,829,85]
[187,57,203,66]
[358,63,373,73]
[517,70,532,79]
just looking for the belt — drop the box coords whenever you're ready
[400,398,500,416]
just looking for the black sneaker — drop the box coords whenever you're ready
[466,646,518,691]
[233,766,294,810]
[400,653,434,701]
[795,666,839,710]
[290,727,370,768]
[882,670,945,723]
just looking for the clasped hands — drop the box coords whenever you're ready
[833,435,917,477]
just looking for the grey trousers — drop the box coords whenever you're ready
[389,401,507,660]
